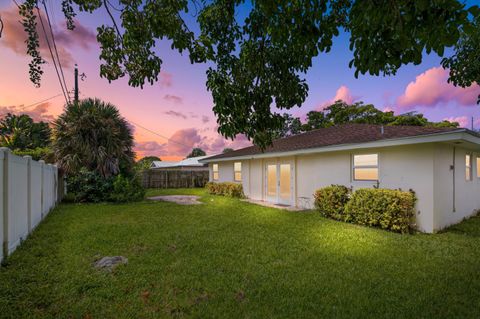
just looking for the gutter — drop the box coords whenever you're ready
[200,130,479,163]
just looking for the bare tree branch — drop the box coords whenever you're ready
[0,15,4,38]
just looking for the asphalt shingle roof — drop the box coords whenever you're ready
[204,124,462,161]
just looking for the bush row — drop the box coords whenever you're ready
[65,169,145,203]
[205,182,244,198]
[314,185,416,233]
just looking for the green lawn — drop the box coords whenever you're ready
[1,189,480,318]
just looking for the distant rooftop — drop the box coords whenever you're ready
[150,155,210,169]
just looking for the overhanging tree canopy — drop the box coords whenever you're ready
[17,0,480,148]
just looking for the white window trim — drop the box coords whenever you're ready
[352,153,379,182]
[212,163,219,181]
[466,154,472,181]
[234,162,242,182]
[476,156,480,179]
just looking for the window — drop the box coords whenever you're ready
[466,154,472,181]
[212,163,219,181]
[234,162,242,182]
[477,157,480,178]
[353,154,379,181]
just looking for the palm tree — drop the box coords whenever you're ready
[52,98,134,178]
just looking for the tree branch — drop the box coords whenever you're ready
[103,0,122,38]
[0,15,3,38]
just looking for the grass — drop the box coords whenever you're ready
[1,188,480,318]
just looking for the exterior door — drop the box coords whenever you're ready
[266,163,278,203]
[278,163,292,205]
[265,161,294,205]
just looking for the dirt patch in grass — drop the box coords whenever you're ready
[148,195,202,205]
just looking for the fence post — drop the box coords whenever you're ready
[1,147,10,260]
[39,160,45,219]
[24,156,32,233]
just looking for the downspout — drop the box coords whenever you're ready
[294,155,298,207]
[248,160,251,198]
[453,146,456,213]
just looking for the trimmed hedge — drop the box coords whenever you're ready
[314,185,417,233]
[205,182,244,198]
[314,185,351,220]
[344,188,416,233]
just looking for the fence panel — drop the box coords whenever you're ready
[0,151,3,261]
[141,170,209,188]
[30,160,43,230]
[0,148,61,261]
[7,154,29,254]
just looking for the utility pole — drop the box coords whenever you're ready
[74,64,79,103]
[472,116,474,131]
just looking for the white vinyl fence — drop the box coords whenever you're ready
[0,148,60,261]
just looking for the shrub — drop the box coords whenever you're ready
[344,188,417,233]
[109,174,145,203]
[314,185,351,220]
[205,182,244,198]
[13,147,55,163]
[66,169,114,203]
[66,170,145,203]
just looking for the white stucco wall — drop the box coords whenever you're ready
[208,142,480,233]
[294,144,435,232]
[433,144,480,230]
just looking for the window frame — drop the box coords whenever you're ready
[212,163,219,181]
[477,156,480,179]
[352,153,379,182]
[466,154,472,181]
[234,162,242,182]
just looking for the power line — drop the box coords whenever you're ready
[36,5,69,105]
[42,0,70,102]
[128,120,193,148]
[0,93,63,117]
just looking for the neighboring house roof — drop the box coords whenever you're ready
[150,156,210,169]
[201,124,480,162]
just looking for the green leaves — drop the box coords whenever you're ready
[52,98,135,178]
[18,0,479,149]
[0,113,51,150]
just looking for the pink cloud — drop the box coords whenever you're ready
[164,94,183,104]
[443,116,469,128]
[317,85,359,110]
[159,72,173,88]
[397,67,480,109]
[0,6,96,68]
[332,85,355,104]
[167,128,203,156]
[133,127,251,158]
[0,102,55,122]
[164,110,187,119]
[134,140,166,154]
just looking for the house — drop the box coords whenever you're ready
[150,156,209,171]
[201,124,480,233]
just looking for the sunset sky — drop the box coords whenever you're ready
[1,1,479,161]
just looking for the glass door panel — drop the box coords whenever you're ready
[279,164,291,204]
[267,164,277,200]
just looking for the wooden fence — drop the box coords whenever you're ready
[141,170,209,188]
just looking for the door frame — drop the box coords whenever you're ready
[264,159,295,206]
